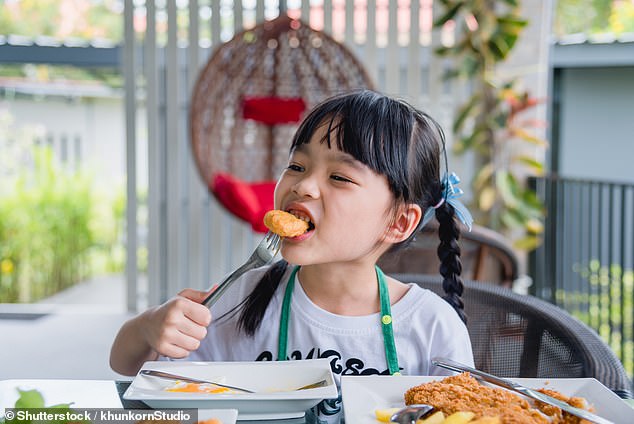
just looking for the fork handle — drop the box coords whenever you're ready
[202,258,260,307]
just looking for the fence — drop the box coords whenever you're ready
[530,175,634,377]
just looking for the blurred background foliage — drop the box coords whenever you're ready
[0,0,631,42]
[0,0,631,300]
[554,0,634,35]
[0,110,126,303]
[434,0,546,250]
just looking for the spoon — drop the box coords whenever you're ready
[390,404,436,424]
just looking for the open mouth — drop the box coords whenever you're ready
[287,209,315,233]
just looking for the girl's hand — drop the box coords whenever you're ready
[142,288,213,359]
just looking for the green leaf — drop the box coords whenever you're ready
[514,155,545,175]
[15,389,45,408]
[512,128,549,146]
[513,235,542,251]
[460,54,482,77]
[433,1,465,28]
[500,0,520,7]
[496,171,521,208]
[472,163,494,191]
[521,189,545,215]
[500,209,524,228]
[525,218,544,234]
[442,69,461,81]
[488,33,513,60]
[497,15,529,34]
[453,94,481,133]
[454,128,488,154]
[478,186,498,212]
[490,110,509,129]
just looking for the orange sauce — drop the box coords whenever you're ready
[165,382,232,394]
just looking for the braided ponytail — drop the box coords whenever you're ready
[435,201,467,323]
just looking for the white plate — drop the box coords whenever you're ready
[123,359,338,421]
[341,375,634,424]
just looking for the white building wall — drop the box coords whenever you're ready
[5,96,149,190]
[559,67,634,183]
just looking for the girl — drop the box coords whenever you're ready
[110,89,474,398]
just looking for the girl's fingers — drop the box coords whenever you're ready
[160,342,195,359]
[177,315,208,341]
[178,288,209,303]
[181,298,212,327]
[154,327,202,357]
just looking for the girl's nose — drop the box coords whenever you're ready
[292,176,319,199]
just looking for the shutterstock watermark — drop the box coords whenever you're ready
[3,408,198,424]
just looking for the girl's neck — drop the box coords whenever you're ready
[296,263,385,316]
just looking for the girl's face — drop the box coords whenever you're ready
[274,124,396,266]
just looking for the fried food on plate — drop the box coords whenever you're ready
[263,210,310,237]
[404,373,594,424]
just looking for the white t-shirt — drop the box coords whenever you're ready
[185,264,474,378]
[171,264,474,423]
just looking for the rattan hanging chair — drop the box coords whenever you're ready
[190,14,373,232]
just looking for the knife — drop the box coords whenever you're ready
[140,369,328,393]
[431,357,615,424]
[140,369,255,393]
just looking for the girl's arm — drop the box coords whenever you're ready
[109,289,212,376]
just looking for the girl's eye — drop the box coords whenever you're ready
[286,163,304,172]
[330,174,353,183]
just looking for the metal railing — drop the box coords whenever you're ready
[530,175,634,377]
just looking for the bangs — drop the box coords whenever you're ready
[290,91,413,200]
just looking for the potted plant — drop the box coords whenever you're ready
[434,0,546,250]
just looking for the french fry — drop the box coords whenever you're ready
[441,411,476,424]
[374,407,401,422]
[416,410,446,424]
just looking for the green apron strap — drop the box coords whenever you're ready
[278,265,300,361]
[376,265,401,375]
[277,265,401,375]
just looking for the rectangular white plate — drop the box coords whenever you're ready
[341,375,634,424]
[123,359,338,421]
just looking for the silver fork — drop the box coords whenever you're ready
[202,231,281,307]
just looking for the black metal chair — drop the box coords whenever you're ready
[379,223,519,288]
[393,274,634,399]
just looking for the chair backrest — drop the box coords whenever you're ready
[379,223,519,287]
[393,274,633,399]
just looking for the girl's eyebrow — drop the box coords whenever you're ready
[293,143,366,171]
[330,152,365,171]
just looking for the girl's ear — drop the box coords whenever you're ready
[385,203,422,244]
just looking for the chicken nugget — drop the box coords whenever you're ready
[263,210,310,237]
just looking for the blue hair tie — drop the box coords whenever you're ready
[421,172,473,232]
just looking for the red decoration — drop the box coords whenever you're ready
[211,173,276,233]
[242,97,306,125]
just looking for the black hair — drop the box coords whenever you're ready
[229,90,466,334]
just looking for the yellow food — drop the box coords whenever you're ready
[263,210,309,237]
[442,411,476,424]
[404,373,594,424]
[417,411,446,424]
[375,407,401,422]
[165,382,233,394]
